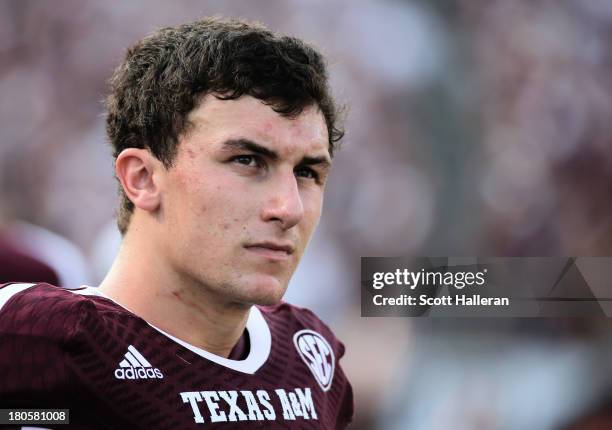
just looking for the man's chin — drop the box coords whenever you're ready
[240,275,288,306]
[251,294,284,307]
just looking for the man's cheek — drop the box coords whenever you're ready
[303,211,322,238]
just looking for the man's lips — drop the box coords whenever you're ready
[244,242,295,260]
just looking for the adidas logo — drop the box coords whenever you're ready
[114,345,164,380]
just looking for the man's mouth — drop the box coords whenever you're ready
[244,242,294,260]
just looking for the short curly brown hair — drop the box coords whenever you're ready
[106,17,343,235]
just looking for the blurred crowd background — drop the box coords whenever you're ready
[1,0,612,428]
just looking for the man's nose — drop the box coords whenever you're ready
[260,172,304,230]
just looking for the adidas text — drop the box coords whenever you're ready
[115,367,163,379]
[114,345,164,380]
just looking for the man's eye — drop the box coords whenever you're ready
[295,166,319,181]
[232,155,260,167]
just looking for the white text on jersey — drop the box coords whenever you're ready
[180,387,318,424]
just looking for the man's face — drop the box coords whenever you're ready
[159,95,330,306]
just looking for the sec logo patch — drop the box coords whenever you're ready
[293,329,335,392]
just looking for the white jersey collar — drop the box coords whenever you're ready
[73,286,271,375]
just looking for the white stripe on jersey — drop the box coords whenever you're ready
[128,344,153,367]
[71,285,273,374]
[124,351,142,368]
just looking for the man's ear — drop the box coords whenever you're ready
[115,148,163,212]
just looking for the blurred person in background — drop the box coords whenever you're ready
[0,143,90,289]
[0,220,90,288]
[0,226,59,285]
[0,17,352,429]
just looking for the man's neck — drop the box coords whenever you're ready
[98,234,250,359]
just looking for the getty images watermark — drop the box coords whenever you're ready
[361,257,612,317]
[370,267,506,307]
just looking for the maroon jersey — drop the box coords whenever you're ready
[0,283,353,429]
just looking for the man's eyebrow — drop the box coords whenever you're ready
[221,138,279,160]
[299,155,331,169]
[221,138,332,167]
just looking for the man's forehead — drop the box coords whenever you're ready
[185,95,330,159]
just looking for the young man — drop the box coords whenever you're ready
[0,18,353,429]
